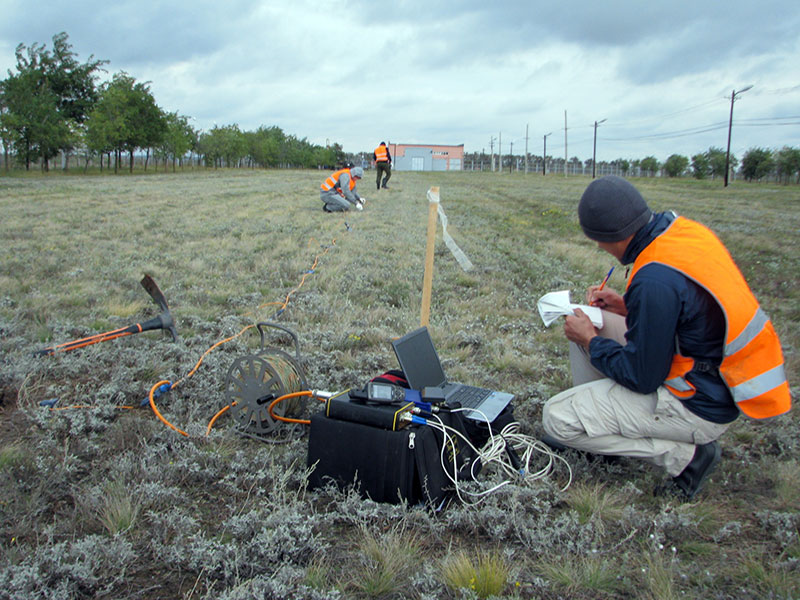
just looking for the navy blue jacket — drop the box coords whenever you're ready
[588,211,739,424]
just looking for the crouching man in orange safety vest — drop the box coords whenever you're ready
[542,176,791,501]
[320,166,366,212]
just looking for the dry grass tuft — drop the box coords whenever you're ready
[537,554,623,596]
[97,480,141,535]
[441,549,510,599]
[345,524,421,598]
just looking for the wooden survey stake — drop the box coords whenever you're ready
[420,186,439,327]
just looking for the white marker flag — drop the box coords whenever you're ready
[426,187,474,272]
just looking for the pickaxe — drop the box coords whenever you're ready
[35,275,178,356]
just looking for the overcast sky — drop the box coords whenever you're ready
[2,0,798,162]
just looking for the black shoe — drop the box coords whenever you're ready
[381,184,389,189]
[377,184,380,190]
[323,204,333,212]
[655,441,721,501]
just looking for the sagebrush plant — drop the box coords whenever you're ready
[0,170,797,598]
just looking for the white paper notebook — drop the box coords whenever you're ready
[537,290,604,328]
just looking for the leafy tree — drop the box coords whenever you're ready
[614,158,630,175]
[40,32,107,125]
[328,142,345,167]
[775,146,800,184]
[664,154,689,178]
[157,111,196,171]
[197,125,247,168]
[0,65,69,170]
[0,92,10,170]
[245,125,284,167]
[86,72,166,172]
[639,156,659,177]
[0,32,106,170]
[313,145,338,169]
[741,147,774,182]
[706,146,730,179]
[691,153,711,179]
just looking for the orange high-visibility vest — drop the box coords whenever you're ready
[374,145,389,162]
[627,216,790,419]
[321,168,355,192]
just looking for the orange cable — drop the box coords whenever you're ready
[206,402,235,435]
[148,379,188,436]
[149,238,337,436]
[267,391,315,425]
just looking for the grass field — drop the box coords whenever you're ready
[0,169,798,599]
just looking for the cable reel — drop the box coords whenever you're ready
[224,322,308,439]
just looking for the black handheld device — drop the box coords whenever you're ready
[349,381,406,404]
[366,381,406,403]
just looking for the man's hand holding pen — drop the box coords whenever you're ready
[587,266,627,316]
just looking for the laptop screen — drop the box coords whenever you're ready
[391,327,447,390]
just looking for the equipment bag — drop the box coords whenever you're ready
[306,409,479,508]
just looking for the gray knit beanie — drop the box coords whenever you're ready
[578,176,652,242]
[351,166,364,178]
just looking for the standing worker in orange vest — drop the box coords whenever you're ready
[373,142,392,190]
[541,176,791,500]
[319,166,366,212]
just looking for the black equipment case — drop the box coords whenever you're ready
[306,396,480,507]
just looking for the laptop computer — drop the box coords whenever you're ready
[391,326,514,422]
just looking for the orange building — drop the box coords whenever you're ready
[386,143,464,171]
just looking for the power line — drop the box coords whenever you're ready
[603,123,729,142]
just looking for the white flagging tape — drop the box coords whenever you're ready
[427,187,474,272]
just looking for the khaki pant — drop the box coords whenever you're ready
[542,311,730,476]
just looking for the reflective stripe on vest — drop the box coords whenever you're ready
[374,145,388,162]
[321,168,355,192]
[627,216,791,419]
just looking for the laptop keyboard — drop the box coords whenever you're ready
[448,385,491,408]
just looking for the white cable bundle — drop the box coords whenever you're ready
[425,409,573,506]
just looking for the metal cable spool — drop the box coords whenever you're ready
[224,322,308,439]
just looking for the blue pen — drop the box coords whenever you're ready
[597,266,614,292]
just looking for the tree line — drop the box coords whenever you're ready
[2,33,797,182]
[0,33,346,173]
[464,145,800,183]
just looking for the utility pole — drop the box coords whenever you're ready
[543,132,552,175]
[592,118,607,179]
[489,136,495,172]
[498,132,502,174]
[724,85,753,187]
[524,124,529,174]
[564,110,568,177]
[509,141,514,173]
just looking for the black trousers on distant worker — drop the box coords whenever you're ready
[376,161,391,189]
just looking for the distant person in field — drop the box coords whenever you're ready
[542,176,791,500]
[319,166,366,212]
[373,141,392,190]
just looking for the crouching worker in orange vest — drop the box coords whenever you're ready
[320,166,366,212]
[542,176,791,500]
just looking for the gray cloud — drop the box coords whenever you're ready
[1,0,798,159]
